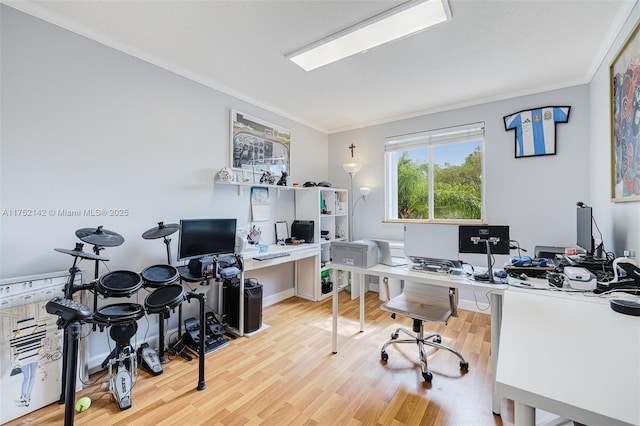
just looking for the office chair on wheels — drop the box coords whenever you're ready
[380,279,468,383]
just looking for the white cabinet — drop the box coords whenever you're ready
[295,188,348,301]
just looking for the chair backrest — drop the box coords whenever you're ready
[381,278,458,324]
[403,281,458,317]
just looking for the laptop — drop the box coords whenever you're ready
[369,239,407,267]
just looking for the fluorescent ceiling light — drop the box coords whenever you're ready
[286,0,452,72]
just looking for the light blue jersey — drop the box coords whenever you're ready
[504,106,570,157]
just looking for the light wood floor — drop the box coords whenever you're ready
[6,292,513,425]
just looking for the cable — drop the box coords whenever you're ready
[509,239,527,258]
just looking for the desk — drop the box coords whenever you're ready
[496,287,640,426]
[328,262,507,415]
[236,244,319,336]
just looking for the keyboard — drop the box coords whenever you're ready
[253,252,291,261]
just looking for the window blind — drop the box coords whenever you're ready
[384,122,484,152]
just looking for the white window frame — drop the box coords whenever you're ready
[384,122,486,223]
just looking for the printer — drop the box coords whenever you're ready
[330,240,378,269]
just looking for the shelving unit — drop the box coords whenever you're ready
[215,178,349,302]
[294,187,349,301]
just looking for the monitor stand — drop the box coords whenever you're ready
[473,238,498,283]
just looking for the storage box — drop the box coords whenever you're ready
[330,240,378,268]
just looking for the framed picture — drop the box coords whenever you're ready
[610,21,640,202]
[230,110,291,178]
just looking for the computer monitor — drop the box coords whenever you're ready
[576,206,594,256]
[291,220,314,243]
[178,218,237,261]
[458,225,510,255]
[404,224,461,268]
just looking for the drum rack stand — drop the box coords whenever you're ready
[58,262,94,406]
[165,290,208,390]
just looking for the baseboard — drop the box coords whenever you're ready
[264,288,295,307]
[458,299,490,313]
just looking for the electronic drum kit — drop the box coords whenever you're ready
[49,222,209,422]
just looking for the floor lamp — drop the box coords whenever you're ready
[342,162,362,241]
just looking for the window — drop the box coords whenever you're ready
[384,122,485,222]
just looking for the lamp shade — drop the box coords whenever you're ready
[342,163,362,174]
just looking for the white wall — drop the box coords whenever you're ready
[589,4,640,257]
[328,85,592,254]
[0,6,329,365]
[1,6,329,283]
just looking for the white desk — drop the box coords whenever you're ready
[328,262,507,415]
[236,244,319,335]
[496,287,640,426]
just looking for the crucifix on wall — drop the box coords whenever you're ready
[348,143,356,157]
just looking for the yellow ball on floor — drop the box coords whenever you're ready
[75,396,91,412]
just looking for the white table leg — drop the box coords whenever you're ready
[359,272,365,332]
[515,401,535,426]
[490,292,502,415]
[332,269,339,354]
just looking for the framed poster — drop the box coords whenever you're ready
[230,110,291,178]
[610,21,640,202]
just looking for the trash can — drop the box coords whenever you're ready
[223,277,262,333]
[243,279,263,333]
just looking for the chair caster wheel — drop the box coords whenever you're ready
[422,371,433,383]
[460,362,469,370]
[381,351,389,361]
[433,336,442,344]
[390,332,398,340]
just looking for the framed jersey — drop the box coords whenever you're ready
[504,106,571,158]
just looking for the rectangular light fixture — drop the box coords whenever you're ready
[286,0,452,72]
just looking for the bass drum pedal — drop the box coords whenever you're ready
[138,343,163,376]
[109,348,135,411]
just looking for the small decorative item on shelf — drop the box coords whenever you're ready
[277,171,288,186]
[259,170,276,185]
[218,167,234,182]
[247,225,262,245]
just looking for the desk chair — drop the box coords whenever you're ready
[380,279,468,382]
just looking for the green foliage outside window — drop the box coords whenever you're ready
[397,147,482,220]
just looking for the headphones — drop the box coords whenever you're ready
[303,181,316,187]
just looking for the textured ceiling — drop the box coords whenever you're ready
[6,0,635,133]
